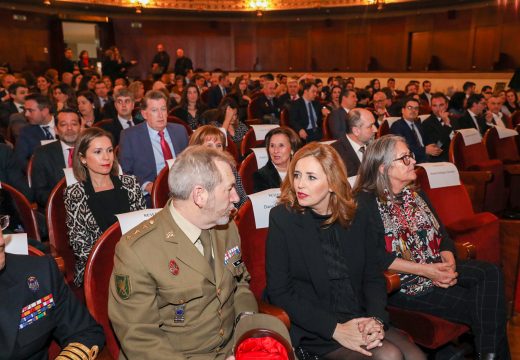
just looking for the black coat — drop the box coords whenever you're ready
[453,110,489,136]
[331,136,361,177]
[253,160,281,193]
[266,204,387,354]
[288,98,323,133]
[328,107,349,140]
[31,140,66,209]
[0,254,105,360]
[421,114,453,162]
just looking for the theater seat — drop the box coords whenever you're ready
[234,328,295,360]
[167,115,193,136]
[151,165,170,209]
[322,113,331,140]
[376,119,390,138]
[280,109,289,127]
[241,128,264,158]
[415,166,500,264]
[226,134,240,165]
[238,152,259,195]
[1,182,40,241]
[84,222,123,360]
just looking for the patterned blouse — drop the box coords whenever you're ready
[376,187,443,296]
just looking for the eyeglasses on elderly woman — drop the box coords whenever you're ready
[393,152,415,166]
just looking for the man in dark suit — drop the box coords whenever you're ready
[289,82,324,142]
[421,93,454,162]
[250,80,281,123]
[390,97,442,163]
[31,110,81,209]
[371,91,390,128]
[207,72,230,109]
[0,143,31,199]
[486,94,509,128]
[453,94,489,136]
[0,83,27,132]
[419,80,432,106]
[94,80,113,117]
[60,48,78,75]
[332,108,377,177]
[14,94,56,168]
[328,89,358,140]
[99,88,141,145]
[119,90,189,205]
[0,229,105,360]
[151,43,170,81]
[278,78,300,110]
[0,73,16,103]
[173,48,193,77]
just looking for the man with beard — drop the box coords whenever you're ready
[109,146,258,359]
[31,109,82,209]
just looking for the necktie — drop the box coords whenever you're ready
[42,126,53,140]
[19,105,24,113]
[67,148,74,168]
[199,230,214,271]
[291,95,296,101]
[158,130,173,163]
[410,123,423,147]
[127,120,133,127]
[359,146,366,155]
[308,102,317,130]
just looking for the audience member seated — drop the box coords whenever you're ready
[332,108,377,177]
[486,94,509,128]
[325,85,343,111]
[32,110,81,209]
[188,125,247,208]
[36,75,52,98]
[266,142,425,360]
[0,73,16,102]
[289,82,325,143]
[253,127,301,193]
[77,91,102,128]
[65,127,146,287]
[208,98,249,149]
[453,94,490,136]
[249,80,281,124]
[448,91,467,117]
[100,88,142,145]
[94,80,114,119]
[390,97,442,163]
[119,90,189,204]
[354,135,510,360]
[0,83,27,133]
[51,83,76,112]
[328,89,358,140]
[170,83,207,130]
[15,94,57,168]
[502,89,519,117]
[371,91,390,128]
[421,93,454,162]
[0,227,105,359]
[227,75,251,121]
[278,78,300,110]
[207,71,230,109]
[419,80,432,106]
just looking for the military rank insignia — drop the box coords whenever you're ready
[19,294,55,329]
[173,304,185,323]
[115,274,131,300]
[224,246,241,265]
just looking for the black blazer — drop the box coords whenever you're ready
[14,125,52,168]
[250,94,281,122]
[355,191,455,271]
[0,100,19,129]
[328,107,349,140]
[421,114,453,162]
[331,136,361,177]
[0,254,105,360]
[453,110,489,136]
[0,143,31,200]
[253,160,281,193]
[288,98,323,133]
[31,140,66,208]
[100,116,144,146]
[266,204,388,354]
[390,118,427,163]
[207,85,226,109]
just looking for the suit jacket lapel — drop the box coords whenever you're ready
[160,207,216,284]
[139,124,157,177]
[50,141,66,179]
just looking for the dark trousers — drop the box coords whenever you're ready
[305,128,323,143]
[388,260,510,358]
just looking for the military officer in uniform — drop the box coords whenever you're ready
[0,221,105,360]
[108,146,258,359]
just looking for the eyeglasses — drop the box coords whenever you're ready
[405,106,419,111]
[393,152,415,166]
[0,215,10,231]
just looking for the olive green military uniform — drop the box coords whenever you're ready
[108,202,258,359]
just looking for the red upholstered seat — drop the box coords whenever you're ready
[226,134,241,165]
[167,115,193,136]
[151,165,170,209]
[280,109,289,127]
[1,182,40,241]
[322,113,331,140]
[238,152,259,195]
[235,329,295,360]
[415,167,500,264]
[84,222,123,360]
[449,131,507,214]
[241,128,264,159]
[376,119,390,139]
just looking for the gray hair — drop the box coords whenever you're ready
[168,145,236,200]
[353,134,412,202]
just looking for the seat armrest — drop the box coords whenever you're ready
[504,164,520,175]
[384,271,401,294]
[460,170,493,212]
[48,244,66,274]
[454,241,476,260]
[258,301,291,329]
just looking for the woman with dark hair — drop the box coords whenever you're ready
[448,91,466,116]
[36,75,52,97]
[228,75,252,121]
[171,83,207,130]
[188,125,247,208]
[253,126,301,193]
[72,73,83,92]
[354,135,510,359]
[369,79,381,93]
[171,75,185,97]
[327,85,342,111]
[64,127,145,287]
[78,74,98,93]
[266,142,424,360]
[78,50,96,75]
[52,83,77,111]
[502,89,519,116]
[206,98,249,148]
[77,91,101,127]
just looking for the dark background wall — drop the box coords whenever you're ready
[1,4,519,77]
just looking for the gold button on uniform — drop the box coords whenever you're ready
[216,288,221,296]
[219,328,224,336]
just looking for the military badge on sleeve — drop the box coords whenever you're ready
[115,274,132,300]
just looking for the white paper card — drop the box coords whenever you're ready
[457,128,482,146]
[5,233,28,255]
[40,139,57,146]
[347,175,358,188]
[116,208,162,235]
[248,188,281,229]
[417,162,461,189]
[496,127,518,139]
[251,148,269,169]
[250,124,279,141]
[63,165,124,187]
[384,117,401,127]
